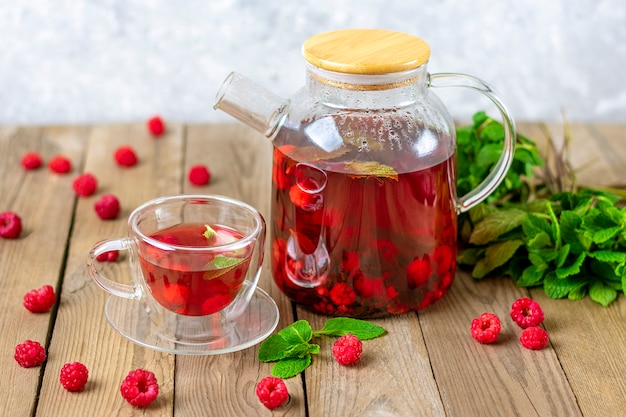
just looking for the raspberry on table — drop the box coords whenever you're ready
[14,340,47,368]
[114,146,139,167]
[510,297,545,328]
[120,368,159,407]
[94,194,121,220]
[48,155,72,174]
[59,362,89,392]
[21,152,43,170]
[520,326,549,350]
[147,115,166,137]
[470,312,501,344]
[23,284,57,313]
[0,211,22,239]
[188,164,211,186]
[255,376,289,410]
[72,173,98,197]
[332,333,363,365]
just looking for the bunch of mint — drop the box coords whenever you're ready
[459,191,626,306]
[457,111,626,306]
[258,318,386,378]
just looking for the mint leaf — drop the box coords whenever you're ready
[589,250,626,263]
[526,231,552,249]
[556,252,586,279]
[209,255,243,268]
[517,265,545,287]
[457,247,483,265]
[312,317,386,340]
[258,320,316,362]
[258,334,294,362]
[344,161,398,181]
[589,281,618,307]
[555,244,571,268]
[271,356,312,379]
[203,224,216,240]
[560,211,584,252]
[568,285,588,301]
[469,203,497,224]
[544,273,585,299]
[472,240,523,279]
[593,226,622,244]
[523,213,553,241]
[469,209,526,245]
[278,320,313,345]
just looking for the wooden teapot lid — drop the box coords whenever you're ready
[302,29,430,75]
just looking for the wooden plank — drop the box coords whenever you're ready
[174,124,305,416]
[300,309,447,417]
[516,122,623,189]
[0,126,88,416]
[529,291,626,417]
[584,123,626,182]
[36,123,184,416]
[421,271,582,417]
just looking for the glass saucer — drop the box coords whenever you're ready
[104,285,280,355]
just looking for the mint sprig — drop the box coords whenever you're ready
[258,318,386,379]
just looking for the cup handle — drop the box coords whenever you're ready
[429,72,516,213]
[87,238,138,299]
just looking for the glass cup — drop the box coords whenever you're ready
[88,194,278,354]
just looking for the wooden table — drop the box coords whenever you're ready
[1,121,625,417]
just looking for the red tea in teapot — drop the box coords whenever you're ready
[270,120,458,318]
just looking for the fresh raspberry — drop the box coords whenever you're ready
[146,115,166,137]
[0,211,22,239]
[59,362,89,392]
[470,312,501,344]
[329,283,357,306]
[21,152,43,170]
[120,368,159,407]
[288,183,322,211]
[48,155,72,174]
[407,254,432,288]
[14,340,46,368]
[332,334,363,365]
[520,326,549,350]
[95,194,121,220]
[255,376,289,410]
[96,250,119,262]
[188,164,211,186]
[114,146,139,167]
[72,173,98,196]
[23,284,57,313]
[510,297,545,329]
[162,283,191,310]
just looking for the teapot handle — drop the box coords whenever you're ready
[428,73,516,213]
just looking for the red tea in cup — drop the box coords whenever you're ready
[139,223,253,316]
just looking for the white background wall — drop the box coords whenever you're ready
[1,0,624,125]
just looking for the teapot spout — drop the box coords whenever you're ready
[214,72,288,138]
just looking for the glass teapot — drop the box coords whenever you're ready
[214,29,515,318]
